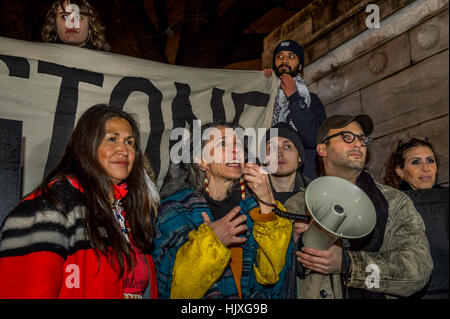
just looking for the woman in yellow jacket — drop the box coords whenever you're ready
[153,121,294,298]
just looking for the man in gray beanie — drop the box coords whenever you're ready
[264,40,327,180]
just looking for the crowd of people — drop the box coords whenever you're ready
[0,0,447,300]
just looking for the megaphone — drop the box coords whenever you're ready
[301,176,376,250]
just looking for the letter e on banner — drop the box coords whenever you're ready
[65,264,80,289]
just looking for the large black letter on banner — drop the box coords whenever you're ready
[231,91,270,124]
[109,77,164,177]
[38,61,104,177]
[210,88,226,123]
[170,82,197,151]
[0,54,30,78]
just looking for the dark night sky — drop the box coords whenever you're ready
[0,0,312,68]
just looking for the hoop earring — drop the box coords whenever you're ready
[87,29,92,43]
[205,176,209,195]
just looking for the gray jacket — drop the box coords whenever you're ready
[284,180,433,299]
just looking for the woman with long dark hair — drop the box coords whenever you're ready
[0,104,159,298]
[154,121,294,299]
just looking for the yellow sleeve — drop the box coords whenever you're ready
[250,202,292,285]
[170,224,231,298]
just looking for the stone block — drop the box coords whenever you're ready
[410,9,449,63]
[361,50,449,138]
[317,33,411,105]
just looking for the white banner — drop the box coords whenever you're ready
[0,36,277,195]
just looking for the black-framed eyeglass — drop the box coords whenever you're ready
[321,131,372,146]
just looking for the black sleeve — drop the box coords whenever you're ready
[287,92,327,149]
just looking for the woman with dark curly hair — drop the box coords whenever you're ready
[384,137,448,299]
[41,0,105,50]
[384,137,439,190]
[0,105,159,298]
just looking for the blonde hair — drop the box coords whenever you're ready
[41,0,106,50]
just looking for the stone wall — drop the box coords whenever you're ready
[263,0,449,185]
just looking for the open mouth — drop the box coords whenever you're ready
[226,159,242,167]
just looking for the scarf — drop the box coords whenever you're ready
[272,74,311,129]
[113,183,128,200]
[344,170,389,299]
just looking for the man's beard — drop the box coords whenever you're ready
[344,149,366,170]
[274,63,300,78]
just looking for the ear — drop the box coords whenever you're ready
[197,158,207,172]
[316,143,327,158]
[394,166,404,179]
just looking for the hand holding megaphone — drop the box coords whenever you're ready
[296,244,343,275]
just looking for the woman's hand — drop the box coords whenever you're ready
[201,206,247,247]
[243,163,275,214]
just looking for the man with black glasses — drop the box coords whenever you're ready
[283,114,433,299]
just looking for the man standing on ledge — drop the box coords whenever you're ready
[264,40,327,180]
[284,114,433,299]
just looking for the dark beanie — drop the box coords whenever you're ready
[262,122,306,168]
[272,40,304,68]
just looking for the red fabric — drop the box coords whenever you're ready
[0,176,159,299]
[113,183,128,200]
[146,255,158,299]
[0,250,122,298]
[0,248,159,299]
[123,245,149,296]
[0,252,65,298]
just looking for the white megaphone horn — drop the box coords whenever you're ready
[301,176,377,250]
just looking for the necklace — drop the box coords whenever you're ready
[112,199,131,243]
